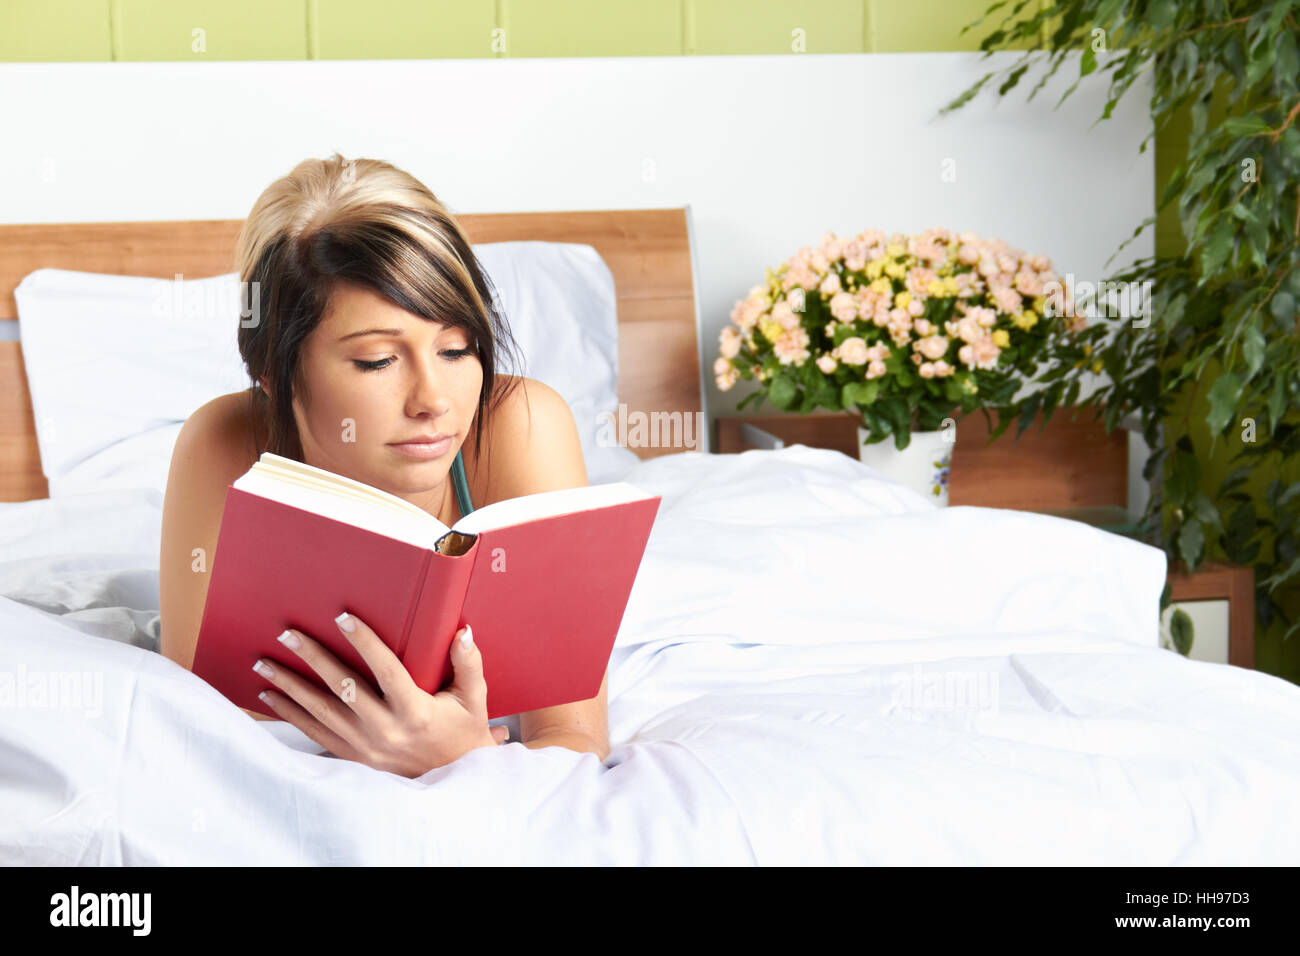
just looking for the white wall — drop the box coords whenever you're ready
[0,52,1154,499]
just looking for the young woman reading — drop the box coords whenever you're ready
[159,154,610,777]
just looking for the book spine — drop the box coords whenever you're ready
[399,540,479,694]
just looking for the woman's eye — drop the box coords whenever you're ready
[353,357,392,372]
[442,348,474,361]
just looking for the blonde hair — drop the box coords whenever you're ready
[234,152,523,471]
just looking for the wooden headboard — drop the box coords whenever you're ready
[0,209,704,501]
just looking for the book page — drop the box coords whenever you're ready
[450,482,655,535]
[233,456,449,549]
[256,453,433,519]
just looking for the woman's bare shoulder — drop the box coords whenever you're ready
[464,375,587,503]
[169,391,262,493]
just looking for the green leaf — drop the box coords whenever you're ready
[1269,373,1287,427]
[1080,45,1097,77]
[1218,465,1253,496]
[1221,116,1271,137]
[1199,220,1235,280]
[1205,371,1243,435]
[1270,291,1296,330]
[1169,609,1194,656]
[1178,519,1205,569]
[769,372,797,410]
[1242,323,1265,380]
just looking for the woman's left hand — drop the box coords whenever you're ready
[253,612,508,777]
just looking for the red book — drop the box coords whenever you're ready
[192,452,660,719]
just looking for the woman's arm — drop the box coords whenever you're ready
[159,396,261,692]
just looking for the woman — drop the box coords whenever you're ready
[159,154,609,776]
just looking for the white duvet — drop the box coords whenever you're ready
[1,445,1297,865]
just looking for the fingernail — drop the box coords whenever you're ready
[459,625,473,649]
[253,659,275,679]
[277,629,301,650]
[335,612,356,634]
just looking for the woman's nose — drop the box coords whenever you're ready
[404,358,451,417]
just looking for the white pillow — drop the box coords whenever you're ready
[15,269,251,497]
[472,242,639,483]
[15,241,638,497]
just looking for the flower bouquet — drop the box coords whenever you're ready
[715,228,1087,452]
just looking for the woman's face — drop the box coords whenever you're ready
[288,280,483,515]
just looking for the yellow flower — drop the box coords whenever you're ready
[1082,343,1092,356]
[871,277,892,295]
[886,242,905,257]
[992,329,1010,348]
[884,261,905,279]
[895,291,913,309]
[1011,310,1038,331]
[1091,359,1104,374]
[943,277,959,296]
[758,318,784,344]
[1032,295,1047,315]
[926,279,946,297]
[866,259,887,280]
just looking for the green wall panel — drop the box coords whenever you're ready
[117,0,308,61]
[314,0,498,59]
[868,0,1035,53]
[0,0,113,61]
[691,0,865,55]
[502,0,682,58]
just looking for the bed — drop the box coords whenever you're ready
[1,210,1298,865]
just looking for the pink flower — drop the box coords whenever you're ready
[834,336,870,365]
[958,335,1001,370]
[905,266,938,298]
[772,299,801,330]
[817,232,845,263]
[866,359,887,379]
[830,291,859,322]
[843,241,867,271]
[773,327,812,366]
[953,272,982,298]
[783,261,820,292]
[819,273,843,297]
[1014,269,1044,297]
[719,326,742,358]
[931,359,954,376]
[731,297,764,330]
[992,285,1023,315]
[951,315,986,343]
[916,334,951,360]
[919,362,936,379]
[914,318,934,336]
[816,354,838,374]
[713,356,732,376]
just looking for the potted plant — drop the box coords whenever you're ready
[941,1,1300,660]
[714,228,1087,504]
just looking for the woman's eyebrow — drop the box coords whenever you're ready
[336,323,456,343]
[337,327,404,342]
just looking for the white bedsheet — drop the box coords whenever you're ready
[1,446,1297,865]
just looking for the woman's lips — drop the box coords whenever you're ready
[387,436,453,460]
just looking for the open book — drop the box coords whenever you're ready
[192,452,661,720]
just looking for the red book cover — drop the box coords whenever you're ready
[191,459,660,721]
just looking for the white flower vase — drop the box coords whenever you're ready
[856,426,954,506]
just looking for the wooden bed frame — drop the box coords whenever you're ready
[0,209,705,501]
